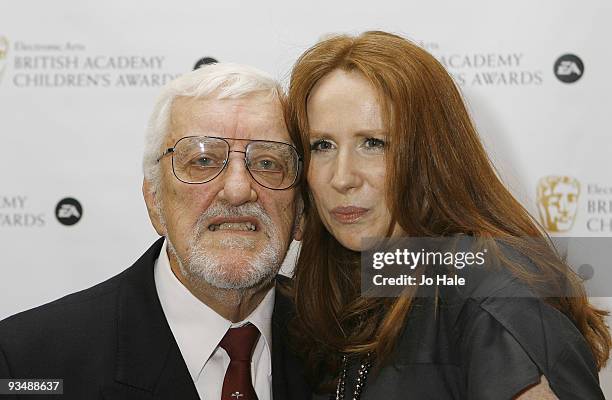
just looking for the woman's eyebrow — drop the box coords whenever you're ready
[309,129,386,137]
[308,130,334,139]
[353,129,387,137]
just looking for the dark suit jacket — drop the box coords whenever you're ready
[0,238,311,400]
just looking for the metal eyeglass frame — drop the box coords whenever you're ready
[156,135,303,190]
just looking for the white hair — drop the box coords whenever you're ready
[142,62,282,190]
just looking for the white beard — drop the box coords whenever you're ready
[166,201,283,290]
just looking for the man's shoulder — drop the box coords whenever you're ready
[0,238,164,352]
[0,269,123,332]
[0,266,126,380]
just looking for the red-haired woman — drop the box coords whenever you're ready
[285,31,610,399]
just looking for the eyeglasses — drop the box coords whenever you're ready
[156,136,302,190]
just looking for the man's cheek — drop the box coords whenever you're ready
[279,210,298,239]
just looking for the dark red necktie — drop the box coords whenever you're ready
[219,323,260,400]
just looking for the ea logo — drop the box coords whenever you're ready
[55,197,83,226]
[554,54,584,83]
[194,57,218,70]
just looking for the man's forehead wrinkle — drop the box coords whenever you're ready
[168,96,202,134]
[167,95,289,144]
[204,104,285,140]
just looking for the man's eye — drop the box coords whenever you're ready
[310,139,333,152]
[255,159,280,170]
[364,137,385,149]
[191,156,220,167]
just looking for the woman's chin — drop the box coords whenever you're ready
[336,236,366,252]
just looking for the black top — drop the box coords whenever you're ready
[317,270,604,400]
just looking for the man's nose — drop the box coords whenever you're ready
[330,149,363,193]
[217,152,257,205]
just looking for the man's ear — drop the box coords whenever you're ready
[292,196,305,241]
[143,178,165,236]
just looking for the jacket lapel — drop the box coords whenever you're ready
[102,238,199,400]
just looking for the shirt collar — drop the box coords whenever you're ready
[154,239,275,381]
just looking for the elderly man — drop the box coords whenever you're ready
[0,64,310,400]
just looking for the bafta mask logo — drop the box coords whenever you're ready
[0,36,8,83]
[537,176,580,232]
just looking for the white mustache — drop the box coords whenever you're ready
[195,201,273,237]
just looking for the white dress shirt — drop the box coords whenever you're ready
[154,240,274,400]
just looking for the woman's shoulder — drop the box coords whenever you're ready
[451,286,603,399]
[388,274,604,399]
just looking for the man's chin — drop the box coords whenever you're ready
[200,262,275,290]
[209,276,273,291]
[198,233,261,251]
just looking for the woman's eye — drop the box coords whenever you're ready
[364,137,385,149]
[310,139,334,152]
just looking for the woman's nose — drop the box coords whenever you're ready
[330,150,363,193]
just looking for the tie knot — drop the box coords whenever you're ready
[219,323,260,362]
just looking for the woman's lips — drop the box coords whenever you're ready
[330,206,369,224]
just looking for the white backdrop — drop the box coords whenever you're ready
[1,0,611,394]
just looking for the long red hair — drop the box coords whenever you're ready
[285,31,610,387]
